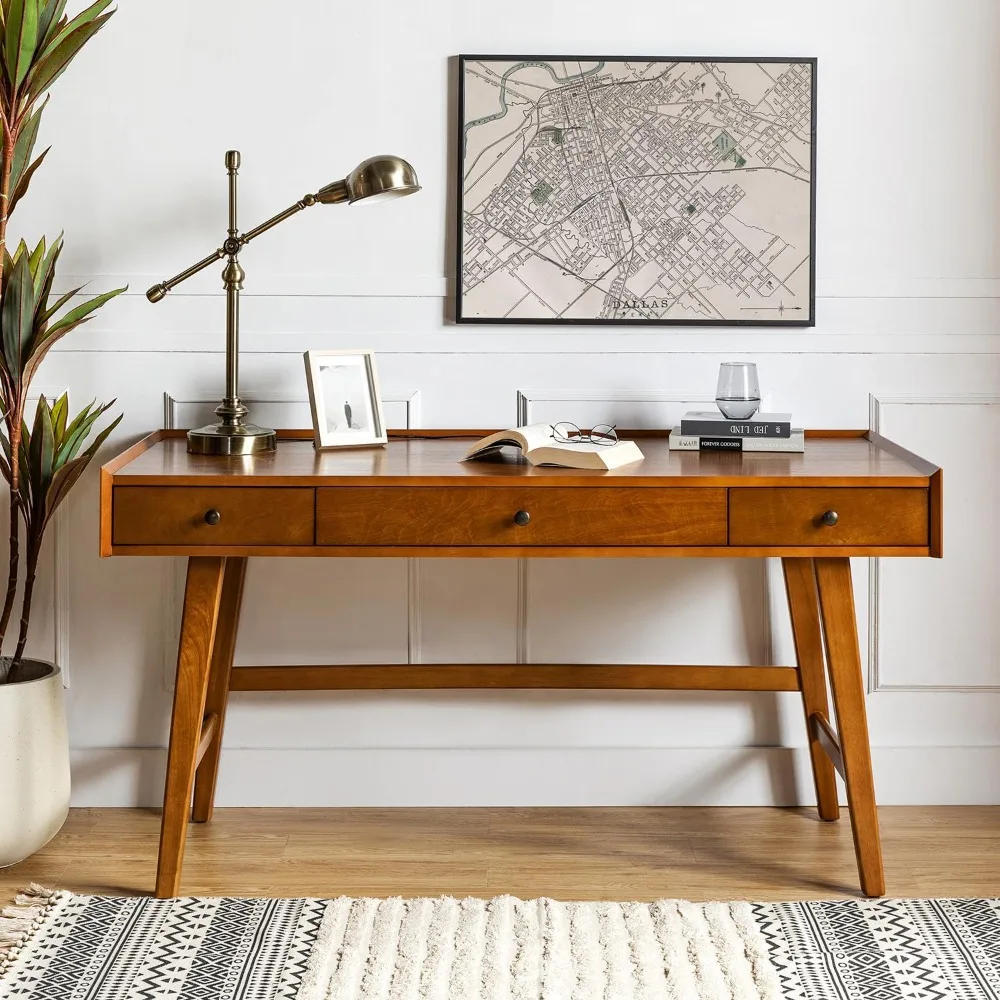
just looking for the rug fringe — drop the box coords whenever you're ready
[0,884,66,975]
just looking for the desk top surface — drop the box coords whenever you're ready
[105,430,939,487]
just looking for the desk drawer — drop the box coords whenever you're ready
[729,488,929,547]
[113,487,314,546]
[317,487,727,546]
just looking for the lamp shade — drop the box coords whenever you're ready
[316,155,420,205]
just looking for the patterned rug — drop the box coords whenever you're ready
[2,885,1000,999]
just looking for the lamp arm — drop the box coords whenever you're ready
[145,192,320,303]
[146,247,227,302]
[239,193,317,246]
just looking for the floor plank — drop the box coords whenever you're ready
[2,806,998,903]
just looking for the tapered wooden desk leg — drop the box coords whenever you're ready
[156,556,226,899]
[782,558,840,822]
[815,557,885,898]
[192,557,247,824]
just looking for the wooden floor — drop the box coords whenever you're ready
[3,807,999,903]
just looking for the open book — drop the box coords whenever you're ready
[462,424,644,470]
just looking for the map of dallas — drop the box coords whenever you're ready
[459,57,815,325]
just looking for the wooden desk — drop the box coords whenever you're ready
[100,429,943,898]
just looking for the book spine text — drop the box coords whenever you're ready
[669,433,804,453]
[679,420,791,438]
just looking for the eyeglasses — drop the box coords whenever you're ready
[550,421,619,446]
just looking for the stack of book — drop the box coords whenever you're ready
[669,411,804,452]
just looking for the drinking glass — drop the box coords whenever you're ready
[715,362,761,419]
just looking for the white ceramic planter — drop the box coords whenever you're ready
[0,660,70,868]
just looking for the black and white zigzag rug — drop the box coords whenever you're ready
[2,885,1000,999]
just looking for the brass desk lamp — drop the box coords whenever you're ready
[147,151,420,455]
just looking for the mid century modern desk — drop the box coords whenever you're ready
[100,429,943,899]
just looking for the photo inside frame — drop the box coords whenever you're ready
[316,357,376,439]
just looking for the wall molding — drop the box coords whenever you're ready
[869,393,1000,693]
[53,509,70,688]
[516,561,529,665]
[60,274,449,299]
[517,389,716,419]
[53,274,1000,302]
[761,560,775,668]
[867,555,880,696]
[407,560,422,665]
[163,390,422,432]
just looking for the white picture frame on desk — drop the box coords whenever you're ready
[303,349,388,450]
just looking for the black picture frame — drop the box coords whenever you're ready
[456,55,817,327]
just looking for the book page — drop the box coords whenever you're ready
[463,423,554,460]
[530,439,644,470]
[535,441,606,456]
[517,423,560,453]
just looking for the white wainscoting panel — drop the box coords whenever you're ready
[872,395,1000,691]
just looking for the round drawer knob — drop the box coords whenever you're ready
[204,509,222,526]
[513,510,531,527]
[821,510,839,527]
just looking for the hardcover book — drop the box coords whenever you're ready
[463,424,644,470]
[679,411,792,438]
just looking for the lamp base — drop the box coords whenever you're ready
[186,422,277,456]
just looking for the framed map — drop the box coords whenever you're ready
[457,56,816,326]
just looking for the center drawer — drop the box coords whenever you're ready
[113,486,315,546]
[316,487,727,547]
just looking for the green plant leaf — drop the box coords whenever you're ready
[9,93,45,183]
[20,313,89,384]
[58,395,97,439]
[8,145,48,214]
[1,251,35,373]
[58,397,110,461]
[40,282,80,323]
[49,388,66,441]
[52,397,95,460]
[42,450,86,520]
[35,0,65,48]
[31,232,62,318]
[4,0,38,90]
[21,282,126,389]
[26,233,44,277]
[43,409,120,524]
[23,397,53,533]
[16,417,31,496]
[35,0,110,53]
[27,393,54,488]
[43,283,124,336]
[30,237,50,295]
[25,7,111,102]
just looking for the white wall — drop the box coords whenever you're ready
[9,0,1000,806]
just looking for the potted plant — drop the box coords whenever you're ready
[0,0,123,867]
